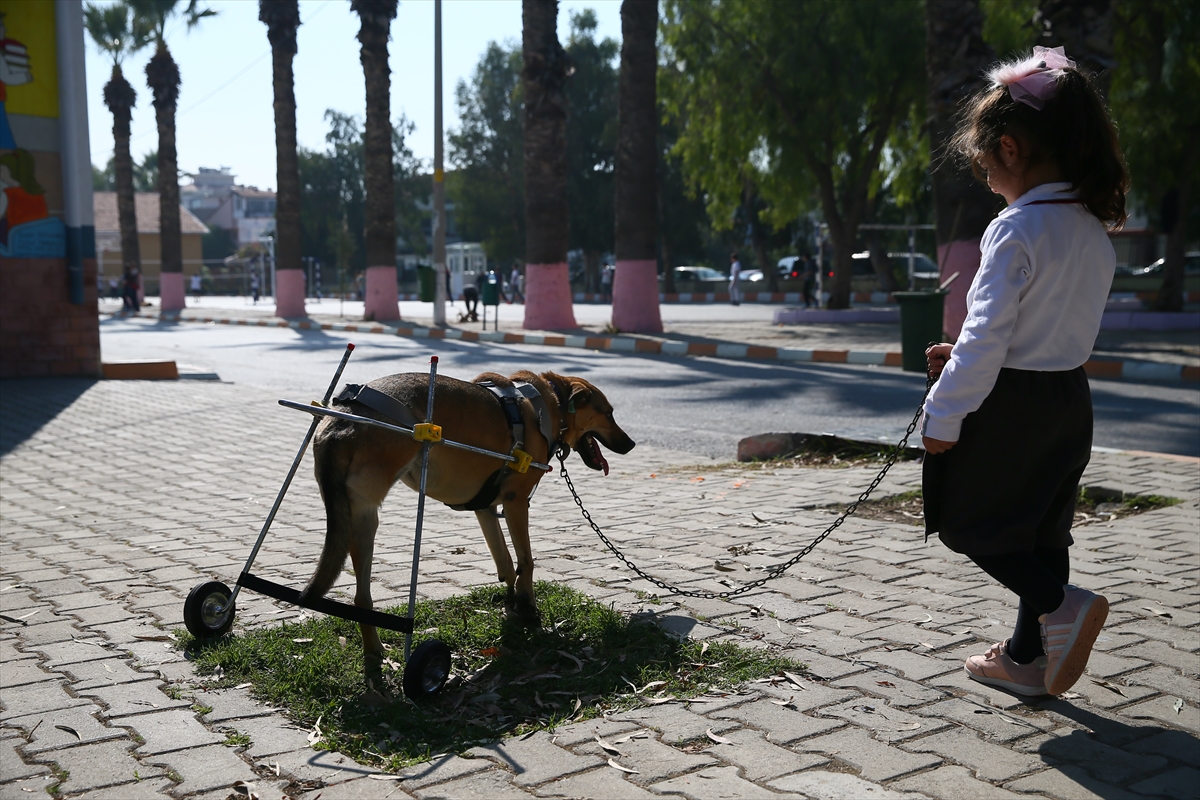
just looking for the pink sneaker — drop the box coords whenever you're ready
[964,640,1048,696]
[1040,585,1109,695]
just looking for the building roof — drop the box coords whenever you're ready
[93,192,210,236]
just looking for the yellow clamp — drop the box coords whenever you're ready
[310,400,327,408]
[511,449,533,474]
[412,423,443,443]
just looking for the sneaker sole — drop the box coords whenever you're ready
[1045,594,1109,695]
[963,664,1048,697]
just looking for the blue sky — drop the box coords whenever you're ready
[84,0,623,191]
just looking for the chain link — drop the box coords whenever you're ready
[558,378,934,601]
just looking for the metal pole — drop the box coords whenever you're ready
[405,355,439,658]
[223,343,356,611]
[56,0,93,306]
[908,227,916,291]
[432,0,447,326]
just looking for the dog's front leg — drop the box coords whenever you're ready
[475,508,516,593]
[501,496,540,628]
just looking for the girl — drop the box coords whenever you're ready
[921,46,1128,697]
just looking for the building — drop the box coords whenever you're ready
[180,167,275,250]
[93,192,209,295]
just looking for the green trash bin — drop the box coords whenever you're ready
[481,272,500,306]
[417,266,435,302]
[893,290,948,373]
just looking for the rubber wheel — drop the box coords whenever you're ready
[184,580,235,638]
[403,639,452,699]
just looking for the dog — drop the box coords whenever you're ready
[298,369,635,677]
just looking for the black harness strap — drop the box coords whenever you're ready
[335,384,420,428]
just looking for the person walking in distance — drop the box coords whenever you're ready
[728,252,742,306]
[600,263,613,303]
[922,47,1128,697]
[801,256,818,308]
[509,264,524,304]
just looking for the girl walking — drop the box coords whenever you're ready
[921,47,1128,697]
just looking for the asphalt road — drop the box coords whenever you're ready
[99,316,1200,459]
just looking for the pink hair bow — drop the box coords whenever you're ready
[988,46,1075,110]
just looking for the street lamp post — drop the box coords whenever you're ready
[432,0,447,325]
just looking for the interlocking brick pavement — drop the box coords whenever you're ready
[1,377,1197,798]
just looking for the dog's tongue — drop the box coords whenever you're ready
[592,435,609,476]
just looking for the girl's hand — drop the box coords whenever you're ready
[925,343,954,377]
[923,436,956,454]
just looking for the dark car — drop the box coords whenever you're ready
[666,266,727,284]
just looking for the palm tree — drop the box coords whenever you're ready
[611,0,661,333]
[129,0,215,313]
[84,2,147,289]
[351,0,400,322]
[925,0,998,340]
[521,0,576,329]
[259,0,304,318]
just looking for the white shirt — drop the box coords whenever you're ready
[922,182,1115,442]
[730,260,741,281]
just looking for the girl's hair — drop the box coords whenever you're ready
[951,58,1129,230]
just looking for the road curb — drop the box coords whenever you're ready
[143,312,1199,383]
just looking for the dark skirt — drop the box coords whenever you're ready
[923,367,1092,555]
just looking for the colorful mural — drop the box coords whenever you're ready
[0,7,66,258]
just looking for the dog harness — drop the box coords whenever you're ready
[334,379,560,512]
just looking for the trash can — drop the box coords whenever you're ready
[481,272,500,307]
[417,266,436,302]
[893,291,948,373]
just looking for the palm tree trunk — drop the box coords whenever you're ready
[146,45,184,312]
[261,0,305,317]
[612,0,662,332]
[1036,0,1116,97]
[926,0,998,340]
[103,65,140,279]
[521,0,576,329]
[353,0,400,321]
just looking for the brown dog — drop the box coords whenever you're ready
[298,369,635,676]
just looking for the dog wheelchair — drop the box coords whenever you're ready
[182,344,551,699]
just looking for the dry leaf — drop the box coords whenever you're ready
[479,647,501,657]
[1060,692,1083,700]
[910,614,933,624]
[897,722,922,731]
[307,714,324,747]
[876,681,896,688]
[133,633,175,642]
[644,696,676,705]
[292,638,313,644]
[640,680,667,694]
[918,642,935,650]
[713,562,736,572]
[594,733,622,756]
[338,636,347,649]
[771,696,797,709]
[235,682,253,690]
[607,758,639,774]
[752,513,766,523]
[1143,607,1174,619]
[784,671,807,689]
[54,725,80,740]
[367,775,400,781]
[557,650,584,673]
[1174,698,1185,714]
[706,728,735,745]
[1089,678,1125,696]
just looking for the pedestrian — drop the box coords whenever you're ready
[600,263,613,303]
[122,268,140,311]
[921,47,1128,698]
[190,272,203,302]
[108,276,120,301]
[251,272,260,304]
[801,256,817,308]
[728,252,741,306]
[462,270,481,322]
[509,265,524,304]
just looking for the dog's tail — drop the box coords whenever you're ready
[299,435,353,602]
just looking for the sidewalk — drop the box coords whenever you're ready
[2,376,1197,798]
[108,296,1200,383]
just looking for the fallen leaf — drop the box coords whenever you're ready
[607,758,639,774]
[1174,698,1185,714]
[876,681,896,688]
[640,680,667,694]
[771,696,797,709]
[479,647,501,657]
[752,513,766,523]
[700,642,710,657]
[706,728,735,745]
[54,725,80,740]
[784,671,807,689]
[133,633,175,642]
[235,682,253,690]
[307,714,324,747]
[1143,607,1174,619]
[973,709,993,714]
[557,650,584,673]
[338,636,347,649]
[713,562,736,572]
[897,722,922,731]
[613,730,651,743]
[1060,692,1083,700]
[595,733,622,756]
[910,614,933,624]
[644,696,676,705]
[1089,679,1125,696]
[367,775,401,781]
[291,638,313,644]
[918,642,935,650]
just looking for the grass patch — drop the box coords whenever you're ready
[846,487,1181,527]
[182,582,803,771]
[669,434,922,475]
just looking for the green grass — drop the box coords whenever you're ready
[182,582,803,771]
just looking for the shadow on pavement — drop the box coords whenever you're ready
[0,378,96,458]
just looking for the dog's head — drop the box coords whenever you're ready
[561,377,635,475]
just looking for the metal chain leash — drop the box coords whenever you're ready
[558,376,935,601]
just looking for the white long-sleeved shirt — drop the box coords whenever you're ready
[921,182,1115,442]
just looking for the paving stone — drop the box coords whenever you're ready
[767,770,924,799]
[30,639,117,669]
[392,753,490,789]
[830,670,947,709]
[710,698,845,744]
[853,648,959,682]
[76,680,191,720]
[891,764,1027,799]
[1127,765,1200,799]
[468,731,602,786]
[797,726,940,782]
[258,746,382,786]
[31,738,163,796]
[58,777,179,799]
[650,764,797,799]
[1032,726,1168,785]
[1127,728,1200,768]
[143,742,258,796]
[0,661,57,689]
[8,705,129,753]
[125,708,224,754]
[777,647,868,680]
[1003,764,1141,799]
[0,637,36,663]
[610,703,741,744]
[816,699,947,743]
[592,735,715,785]
[10,620,85,647]
[533,766,659,798]
[698,727,828,781]
[754,678,859,713]
[297,776,416,799]
[0,680,90,721]
[223,715,311,759]
[899,727,1044,782]
[1124,665,1200,703]
[914,699,1052,743]
[1120,694,1200,734]
[192,686,282,725]
[0,737,50,781]
[61,657,159,691]
[413,766,529,799]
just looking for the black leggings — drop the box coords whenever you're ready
[968,548,1069,665]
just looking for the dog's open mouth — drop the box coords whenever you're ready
[576,433,610,475]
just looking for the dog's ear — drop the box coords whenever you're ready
[568,382,592,412]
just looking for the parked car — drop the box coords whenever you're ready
[1131,252,1200,277]
[666,266,727,284]
[740,269,765,282]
